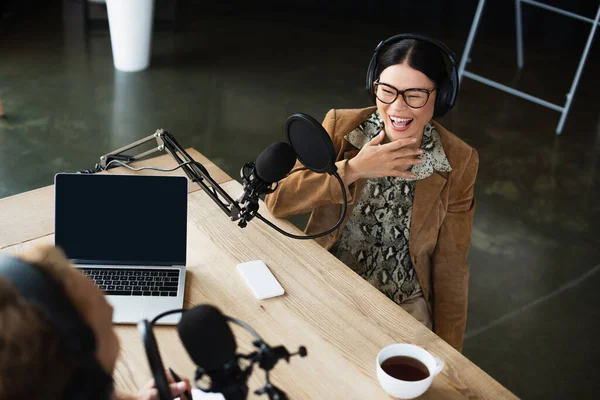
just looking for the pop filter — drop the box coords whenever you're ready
[285,113,337,175]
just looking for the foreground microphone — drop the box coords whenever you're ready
[178,305,248,399]
[178,305,237,369]
[141,304,307,400]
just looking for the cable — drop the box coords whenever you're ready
[103,159,195,172]
[227,317,263,342]
[254,172,347,240]
[151,308,186,324]
[102,158,232,207]
[192,161,220,198]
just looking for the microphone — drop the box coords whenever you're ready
[236,142,296,227]
[239,142,296,198]
[178,305,237,369]
[178,305,249,399]
[175,304,307,400]
[255,142,297,185]
[251,112,348,240]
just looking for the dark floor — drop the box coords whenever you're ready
[1,1,599,398]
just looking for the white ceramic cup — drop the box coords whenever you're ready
[376,344,444,399]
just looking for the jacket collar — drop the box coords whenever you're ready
[344,111,383,149]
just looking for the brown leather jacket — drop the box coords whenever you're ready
[265,107,479,351]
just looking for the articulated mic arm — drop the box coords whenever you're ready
[83,129,259,226]
[83,128,347,238]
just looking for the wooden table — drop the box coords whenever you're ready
[0,149,518,399]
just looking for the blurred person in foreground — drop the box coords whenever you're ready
[0,244,192,400]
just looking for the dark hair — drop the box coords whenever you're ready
[375,39,448,89]
[0,246,81,400]
[0,278,79,400]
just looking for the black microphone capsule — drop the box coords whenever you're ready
[255,142,296,184]
[178,305,237,370]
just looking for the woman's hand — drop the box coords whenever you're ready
[112,369,192,400]
[345,130,423,183]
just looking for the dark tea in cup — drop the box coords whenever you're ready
[381,356,430,381]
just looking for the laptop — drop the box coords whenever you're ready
[54,173,188,325]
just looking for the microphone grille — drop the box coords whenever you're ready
[255,142,297,183]
[178,305,237,370]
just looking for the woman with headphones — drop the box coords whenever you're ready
[266,34,479,351]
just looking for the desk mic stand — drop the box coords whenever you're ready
[81,129,260,227]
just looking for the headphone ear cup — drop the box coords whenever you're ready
[366,54,378,103]
[434,78,453,118]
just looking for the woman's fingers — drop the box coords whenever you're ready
[141,379,156,391]
[139,388,159,400]
[165,368,177,384]
[381,137,417,150]
[392,149,423,159]
[169,381,192,397]
[389,156,422,175]
[138,372,191,400]
[137,381,191,400]
[390,170,416,179]
[366,129,386,146]
[391,155,422,170]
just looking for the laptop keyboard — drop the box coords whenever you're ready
[79,268,179,297]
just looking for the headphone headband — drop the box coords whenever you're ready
[366,33,459,117]
[376,33,457,62]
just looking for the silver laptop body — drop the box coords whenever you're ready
[54,173,188,325]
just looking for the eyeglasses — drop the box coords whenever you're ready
[373,81,436,108]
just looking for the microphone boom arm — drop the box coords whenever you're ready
[88,129,245,225]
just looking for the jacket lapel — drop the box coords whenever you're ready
[410,172,447,248]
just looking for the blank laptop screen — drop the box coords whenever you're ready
[55,173,188,265]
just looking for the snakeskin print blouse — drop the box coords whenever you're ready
[330,110,452,305]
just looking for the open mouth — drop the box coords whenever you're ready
[389,116,414,130]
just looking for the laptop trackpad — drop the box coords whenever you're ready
[106,296,144,324]
[107,295,183,325]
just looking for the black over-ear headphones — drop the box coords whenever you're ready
[0,256,114,400]
[366,33,459,118]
